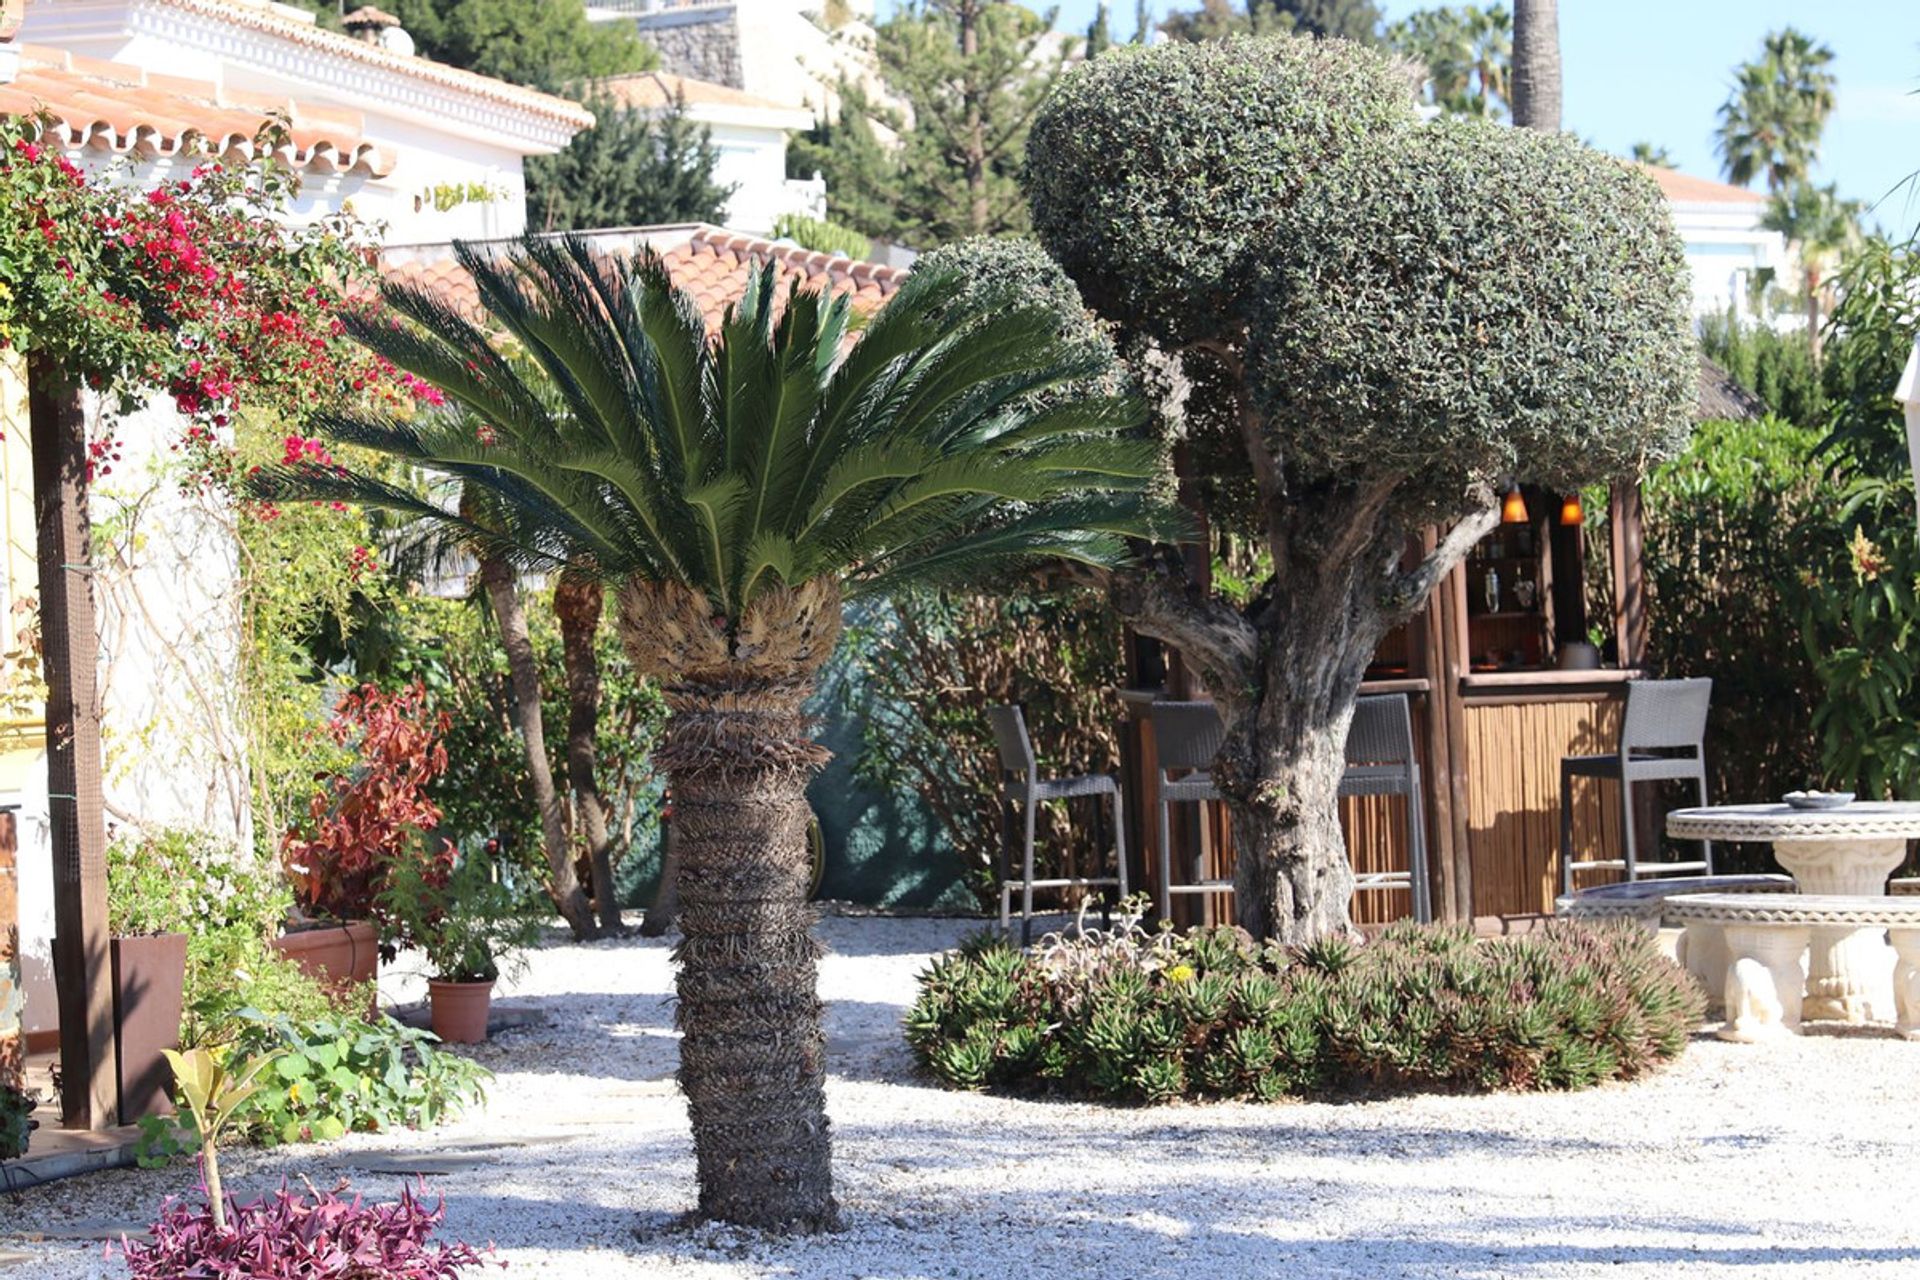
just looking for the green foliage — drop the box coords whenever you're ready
[799,1,1070,246]
[525,92,732,234]
[1383,3,1511,120]
[158,1047,271,1227]
[1638,417,1827,812]
[1699,310,1824,429]
[373,0,654,92]
[908,918,1703,1101]
[1819,238,1920,478]
[1246,120,1694,499]
[772,213,872,261]
[106,827,292,940]
[258,236,1169,618]
[0,1083,32,1160]
[162,1012,493,1150]
[1716,27,1836,193]
[183,930,349,1051]
[849,589,1125,905]
[379,851,541,984]
[1631,141,1676,168]
[1025,36,1417,346]
[1160,0,1382,44]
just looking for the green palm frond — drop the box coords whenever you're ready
[258,234,1176,622]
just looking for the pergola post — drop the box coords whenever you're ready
[26,355,117,1130]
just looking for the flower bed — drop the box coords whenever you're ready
[906,917,1703,1103]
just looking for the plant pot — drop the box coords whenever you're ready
[110,933,188,1125]
[273,921,378,1011]
[427,979,494,1044]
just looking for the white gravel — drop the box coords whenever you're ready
[4,911,1919,1278]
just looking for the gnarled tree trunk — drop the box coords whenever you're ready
[617,576,841,1232]
[554,572,622,932]
[478,555,597,940]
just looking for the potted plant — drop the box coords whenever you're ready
[280,684,457,1002]
[381,851,537,1045]
[104,837,192,1124]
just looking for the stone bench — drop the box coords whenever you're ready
[1554,873,1797,927]
[1665,894,1920,1043]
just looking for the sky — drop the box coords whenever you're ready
[886,0,1920,234]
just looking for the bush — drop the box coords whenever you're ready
[772,212,871,260]
[907,915,1703,1102]
[228,1011,490,1146]
[124,1182,486,1279]
[1025,35,1417,345]
[1700,309,1824,428]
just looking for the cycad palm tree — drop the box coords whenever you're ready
[261,234,1164,1230]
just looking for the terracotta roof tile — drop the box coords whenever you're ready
[1640,164,1768,206]
[381,225,909,334]
[599,71,797,115]
[4,44,397,176]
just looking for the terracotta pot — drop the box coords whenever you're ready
[110,933,188,1125]
[273,921,378,1012]
[428,979,494,1044]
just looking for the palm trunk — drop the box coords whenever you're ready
[1511,0,1561,131]
[1805,265,1823,364]
[618,577,841,1231]
[555,572,622,932]
[479,555,597,940]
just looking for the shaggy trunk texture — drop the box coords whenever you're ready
[479,555,597,940]
[618,577,841,1232]
[555,573,622,932]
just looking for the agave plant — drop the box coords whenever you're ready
[259,234,1166,1231]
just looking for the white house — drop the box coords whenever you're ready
[1641,165,1790,324]
[1,0,590,1056]
[600,69,824,237]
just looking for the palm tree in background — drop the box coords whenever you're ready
[1509,0,1558,129]
[1761,179,1863,361]
[1385,3,1512,119]
[259,235,1167,1231]
[1717,27,1837,192]
[1630,141,1676,169]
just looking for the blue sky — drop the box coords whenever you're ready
[890,1,1920,233]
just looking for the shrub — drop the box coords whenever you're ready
[907,915,1704,1102]
[772,212,871,260]
[1699,309,1824,428]
[228,1012,490,1146]
[0,1083,33,1160]
[1025,35,1418,345]
[282,682,456,953]
[124,1183,487,1279]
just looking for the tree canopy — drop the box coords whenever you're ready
[1160,0,1381,44]
[379,0,654,91]
[525,92,731,233]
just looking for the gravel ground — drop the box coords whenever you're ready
[4,912,1919,1278]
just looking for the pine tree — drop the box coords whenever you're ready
[525,92,733,232]
[1087,3,1115,57]
[789,80,909,243]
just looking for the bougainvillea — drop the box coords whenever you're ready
[0,112,432,477]
[281,682,455,954]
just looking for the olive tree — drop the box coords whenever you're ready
[1021,36,1695,942]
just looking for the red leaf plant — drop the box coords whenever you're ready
[122,1180,494,1278]
[282,683,455,956]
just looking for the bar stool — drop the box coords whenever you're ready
[985,705,1128,944]
[1341,693,1433,923]
[1559,677,1714,896]
[1149,701,1233,920]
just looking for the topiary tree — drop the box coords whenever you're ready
[1021,37,1695,942]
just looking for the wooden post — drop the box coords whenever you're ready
[1415,534,1464,921]
[1437,561,1475,919]
[1609,482,1647,667]
[0,809,20,1094]
[27,356,117,1130]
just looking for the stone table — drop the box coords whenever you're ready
[1667,802,1920,1022]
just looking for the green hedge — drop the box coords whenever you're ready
[907,919,1703,1103]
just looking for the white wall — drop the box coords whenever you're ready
[708,119,824,236]
[1668,202,1791,323]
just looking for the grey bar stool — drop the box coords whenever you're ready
[985,704,1128,944]
[1341,693,1433,923]
[1560,676,1714,896]
[1149,700,1233,920]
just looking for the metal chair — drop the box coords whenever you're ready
[1149,701,1233,920]
[985,705,1128,944]
[1340,693,1433,923]
[1559,677,1714,896]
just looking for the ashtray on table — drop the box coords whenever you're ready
[1783,791,1855,811]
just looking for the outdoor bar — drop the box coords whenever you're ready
[1119,480,1652,927]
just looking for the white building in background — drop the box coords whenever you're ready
[2,0,589,1050]
[588,0,887,121]
[1640,166,1790,324]
[600,70,824,237]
